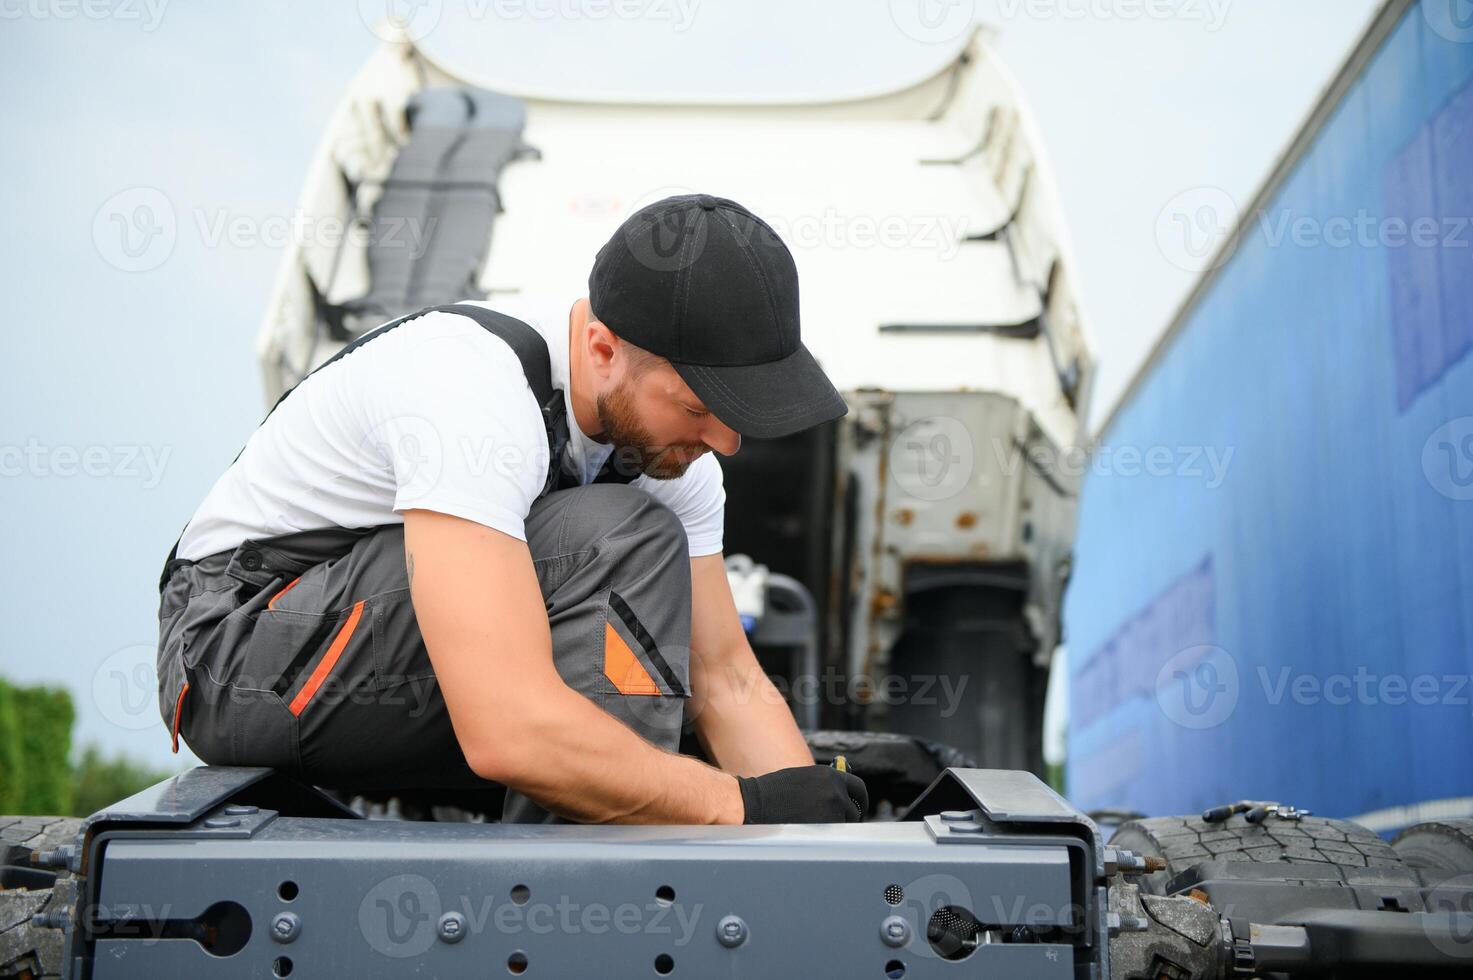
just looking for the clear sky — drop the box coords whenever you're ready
[0,0,1380,773]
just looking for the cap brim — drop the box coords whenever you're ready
[672,343,848,439]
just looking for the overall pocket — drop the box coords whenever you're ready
[593,589,691,751]
[368,588,439,692]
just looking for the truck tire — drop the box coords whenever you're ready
[1,816,82,980]
[1392,819,1473,872]
[1109,812,1401,896]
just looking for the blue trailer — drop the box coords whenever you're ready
[1066,0,1473,831]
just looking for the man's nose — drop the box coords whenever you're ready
[702,419,741,456]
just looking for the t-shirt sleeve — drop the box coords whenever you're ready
[634,453,726,557]
[363,316,548,539]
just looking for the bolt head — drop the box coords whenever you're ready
[271,912,300,943]
[438,911,467,943]
[880,915,911,948]
[716,915,748,948]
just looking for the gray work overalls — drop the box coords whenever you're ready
[155,305,694,821]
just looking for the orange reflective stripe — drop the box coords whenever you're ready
[289,600,366,716]
[603,621,660,695]
[268,575,302,610]
[171,681,189,754]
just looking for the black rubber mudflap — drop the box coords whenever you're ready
[884,586,1046,775]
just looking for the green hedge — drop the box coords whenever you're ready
[0,678,75,814]
[70,744,172,817]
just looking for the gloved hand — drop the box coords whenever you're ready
[737,765,868,824]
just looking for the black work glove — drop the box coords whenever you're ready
[737,765,868,824]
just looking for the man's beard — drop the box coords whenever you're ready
[595,381,705,480]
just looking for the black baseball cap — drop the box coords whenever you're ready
[588,193,848,439]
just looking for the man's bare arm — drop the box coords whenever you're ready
[402,508,744,824]
[687,553,814,776]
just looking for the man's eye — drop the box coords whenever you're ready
[683,407,709,418]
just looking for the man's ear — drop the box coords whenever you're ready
[584,319,619,381]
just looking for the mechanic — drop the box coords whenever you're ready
[155,193,868,825]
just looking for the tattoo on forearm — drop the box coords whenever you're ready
[406,550,415,586]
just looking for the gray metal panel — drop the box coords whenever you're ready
[91,817,1078,979]
[80,766,275,833]
[954,768,1088,824]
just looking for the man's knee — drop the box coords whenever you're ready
[537,483,688,557]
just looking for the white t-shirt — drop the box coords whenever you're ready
[176,300,726,561]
